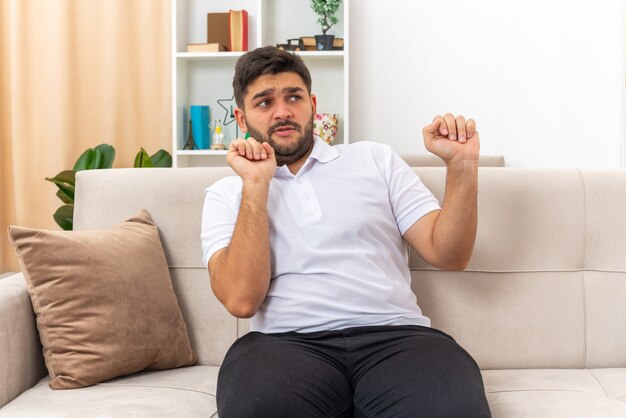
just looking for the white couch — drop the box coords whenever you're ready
[2,166,626,417]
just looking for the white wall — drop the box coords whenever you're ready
[349,0,624,168]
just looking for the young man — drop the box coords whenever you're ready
[201,46,491,417]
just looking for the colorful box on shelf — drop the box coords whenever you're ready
[314,113,338,144]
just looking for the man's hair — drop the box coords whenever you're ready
[233,46,312,108]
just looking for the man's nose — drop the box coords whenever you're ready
[273,101,293,120]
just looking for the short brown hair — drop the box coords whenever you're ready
[233,46,312,108]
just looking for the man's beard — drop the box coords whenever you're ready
[246,114,315,166]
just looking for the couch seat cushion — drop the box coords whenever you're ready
[483,368,626,417]
[5,367,626,417]
[0,366,218,418]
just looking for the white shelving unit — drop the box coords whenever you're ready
[172,0,349,167]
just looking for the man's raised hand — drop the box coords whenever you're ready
[227,137,277,184]
[422,113,480,165]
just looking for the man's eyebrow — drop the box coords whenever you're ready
[250,86,304,102]
[283,86,304,94]
[251,88,274,101]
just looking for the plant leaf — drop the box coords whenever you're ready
[91,148,103,170]
[53,183,75,203]
[133,148,153,168]
[95,144,116,168]
[150,149,172,167]
[73,149,96,172]
[45,170,76,201]
[56,188,73,204]
[73,144,115,171]
[45,170,76,187]
[53,204,74,231]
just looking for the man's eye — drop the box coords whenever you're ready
[288,95,301,102]
[257,100,269,108]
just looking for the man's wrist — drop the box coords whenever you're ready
[242,177,272,197]
[243,176,272,187]
[446,156,479,172]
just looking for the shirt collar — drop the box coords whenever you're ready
[308,136,339,164]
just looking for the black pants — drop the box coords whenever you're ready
[216,325,491,418]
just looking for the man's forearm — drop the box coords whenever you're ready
[211,179,272,317]
[432,159,478,270]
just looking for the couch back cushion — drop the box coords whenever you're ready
[74,168,243,367]
[400,154,505,167]
[412,168,626,370]
[75,167,626,370]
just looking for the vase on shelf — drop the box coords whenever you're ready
[314,113,338,144]
[210,119,226,150]
[314,34,335,51]
[190,105,210,149]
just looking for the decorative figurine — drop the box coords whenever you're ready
[183,119,199,150]
[210,119,226,150]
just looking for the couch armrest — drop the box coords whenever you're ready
[0,273,46,408]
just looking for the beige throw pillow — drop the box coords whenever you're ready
[7,210,197,389]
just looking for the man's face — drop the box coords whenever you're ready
[236,72,316,166]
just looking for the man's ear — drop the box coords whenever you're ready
[310,94,317,115]
[234,107,247,133]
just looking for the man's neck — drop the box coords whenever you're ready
[285,144,314,175]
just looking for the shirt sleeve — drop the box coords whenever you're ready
[200,177,242,269]
[377,144,441,235]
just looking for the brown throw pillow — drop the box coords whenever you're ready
[7,210,197,389]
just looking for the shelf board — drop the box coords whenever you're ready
[176,50,345,61]
[176,150,228,156]
[295,51,345,59]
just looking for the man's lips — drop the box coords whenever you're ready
[271,125,298,137]
[273,128,294,137]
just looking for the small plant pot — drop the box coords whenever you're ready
[315,34,335,51]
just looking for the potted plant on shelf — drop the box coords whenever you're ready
[310,0,342,51]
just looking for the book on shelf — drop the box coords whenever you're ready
[229,10,248,52]
[207,13,230,50]
[300,36,344,51]
[300,36,316,51]
[187,43,228,52]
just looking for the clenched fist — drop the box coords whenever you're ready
[227,137,277,184]
[422,113,480,165]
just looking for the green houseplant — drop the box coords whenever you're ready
[46,144,172,230]
[310,0,342,50]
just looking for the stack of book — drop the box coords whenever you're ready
[186,10,248,53]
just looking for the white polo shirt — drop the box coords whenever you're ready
[201,138,441,333]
